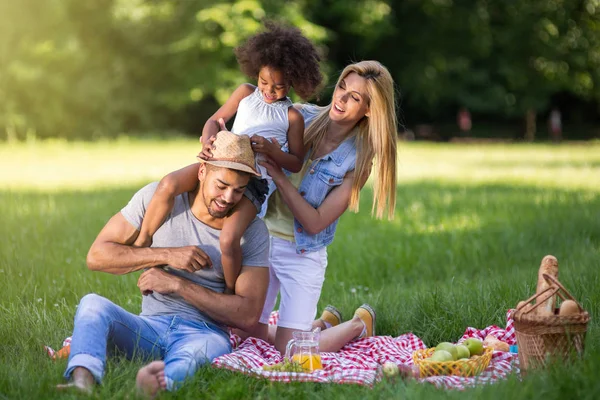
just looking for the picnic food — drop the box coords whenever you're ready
[464,338,484,356]
[382,362,400,377]
[483,334,510,352]
[435,342,458,360]
[413,346,493,377]
[455,344,470,359]
[534,255,559,316]
[512,255,590,371]
[428,350,454,362]
[292,353,323,371]
[558,299,581,316]
[262,359,306,373]
[515,301,532,317]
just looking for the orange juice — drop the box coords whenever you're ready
[292,354,323,372]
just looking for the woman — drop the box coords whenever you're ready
[248,60,398,354]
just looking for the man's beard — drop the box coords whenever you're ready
[203,187,233,218]
[206,199,232,218]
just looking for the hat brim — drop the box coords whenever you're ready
[201,159,261,177]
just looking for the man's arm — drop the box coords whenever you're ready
[137,263,269,331]
[87,212,212,275]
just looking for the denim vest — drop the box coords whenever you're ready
[292,136,358,254]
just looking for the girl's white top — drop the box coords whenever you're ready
[232,87,293,179]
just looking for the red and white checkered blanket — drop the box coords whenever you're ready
[47,310,519,389]
[213,310,519,389]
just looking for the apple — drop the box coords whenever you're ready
[435,342,458,360]
[429,350,454,362]
[455,344,470,359]
[464,338,484,356]
[382,362,399,378]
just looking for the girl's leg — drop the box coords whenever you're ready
[220,197,258,293]
[235,238,279,342]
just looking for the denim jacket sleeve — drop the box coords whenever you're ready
[291,136,357,254]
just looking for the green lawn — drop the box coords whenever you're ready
[1,139,599,399]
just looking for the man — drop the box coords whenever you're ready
[57,131,270,397]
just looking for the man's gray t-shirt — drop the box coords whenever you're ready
[121,182,269,332]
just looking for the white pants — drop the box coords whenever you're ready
[259,236,328,331]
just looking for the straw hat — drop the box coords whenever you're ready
[200,130,260,176]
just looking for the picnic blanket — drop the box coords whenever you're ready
[213,309,519,389]
[46,310,519,390]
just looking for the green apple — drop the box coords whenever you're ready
[435,342,458,360]
[429,350,454,362]
[464,338,484,356]
[382,362,399,378]
[455,344,470,359]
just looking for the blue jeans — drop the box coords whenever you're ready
[64,294,231,391]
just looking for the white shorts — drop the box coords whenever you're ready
[259,236,328,331]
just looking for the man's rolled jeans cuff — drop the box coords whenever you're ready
[244,177,269,212]
[64,353,104,384]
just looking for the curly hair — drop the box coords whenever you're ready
[234,21,323,100]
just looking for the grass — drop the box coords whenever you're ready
[1,138,599,399]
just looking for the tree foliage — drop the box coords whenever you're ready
[1,0,599,139]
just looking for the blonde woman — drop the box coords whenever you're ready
[250,60,398,353]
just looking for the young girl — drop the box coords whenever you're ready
[134,22,322,294]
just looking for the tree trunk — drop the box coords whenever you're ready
[524,109,536,142]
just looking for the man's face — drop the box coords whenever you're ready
[198,164,250,219]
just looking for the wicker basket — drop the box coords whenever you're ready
[412,346,493,377]
[513,274,590,371]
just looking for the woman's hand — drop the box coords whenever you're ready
[258,155,286,182]
[251,135,279,155]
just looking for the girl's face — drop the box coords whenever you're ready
[258,66,290,104]
[329,72,370,125]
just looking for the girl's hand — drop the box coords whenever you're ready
[251,135,278,155]
[258,155,285,182]
[198,135,216,160]
[198,119,226,160]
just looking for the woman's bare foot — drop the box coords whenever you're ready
[56,366,94,394]
[136,361,167,398]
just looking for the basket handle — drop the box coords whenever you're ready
[515,284,560,315]
[542,273,585,312]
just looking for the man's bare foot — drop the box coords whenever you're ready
[56,367,95,394]
[136,361,167,398]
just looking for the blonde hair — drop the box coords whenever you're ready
[304,61,397,220]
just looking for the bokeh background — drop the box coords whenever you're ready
[2,0,600,142]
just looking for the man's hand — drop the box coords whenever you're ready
[166,246,212,272]
[138,268,182,296]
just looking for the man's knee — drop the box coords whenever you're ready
[164,338,230,387]
[76,294,113,320]
[163,350,208,390]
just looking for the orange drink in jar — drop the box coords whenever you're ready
[292,353,323,372]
